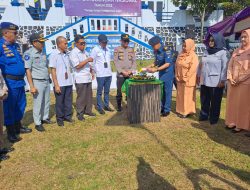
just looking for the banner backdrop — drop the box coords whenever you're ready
[64,0,141,17]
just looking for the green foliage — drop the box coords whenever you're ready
[219,2,243,16]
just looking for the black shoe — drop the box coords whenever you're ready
[57,121,64,127]
[210,121,218,125]
[6,125,22,143]
[64,118,74,123]
[245,133,250,137]
[85,113,96,117]
[0,147,14,154]
[42,119,56,124]
[117,107,122,112]
[98,109,105,115]
[199,117,208,121]
[7,135,22,143]
[0,154,9,161]
[20,125,32,134]
[178,114,188,118]
[77,115,85,121]
[161,112,170,117]
[35,124,45,132]
[104,106,114,112]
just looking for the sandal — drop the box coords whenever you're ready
[225,125,236,130]
[232,128,242,133]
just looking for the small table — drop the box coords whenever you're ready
[122,79,163,124]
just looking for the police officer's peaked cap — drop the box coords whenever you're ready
[148,36,161,46]
[29,32,47,43]
[98,34,108,43]
[121,34,130,41]
[0,22,19,30]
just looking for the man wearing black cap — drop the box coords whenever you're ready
[90,34,114,114]
[147,36,175,117]
[114,34,136,111]
[24,32,54,132]
[0,22,32,143]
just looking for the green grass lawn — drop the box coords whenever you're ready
[0,91,250,190]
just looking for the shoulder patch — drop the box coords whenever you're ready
[24,54,30,61]
[163,46,168,51]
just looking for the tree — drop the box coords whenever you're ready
[172,0,221,42]
[219,0,250,16]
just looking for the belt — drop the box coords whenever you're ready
[4,74,24,81]
[33,78,49,81]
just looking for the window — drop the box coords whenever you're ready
[102,20,106,30]
[73,29,77,37]
[114,20,118,30]
[131,27,135,36]
[66,32,70,41]
[138,31,142,39]
[108,19,112,30]
[148,1,154,12]
[125,24,128,33]
[91,20,95,30]
[97,20,101,30]
[80,24,84,33]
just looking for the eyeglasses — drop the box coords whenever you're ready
[79,42,86,46]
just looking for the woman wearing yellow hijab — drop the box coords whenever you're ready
[175,39,199,118]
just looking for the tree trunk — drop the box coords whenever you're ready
[127,84,161,124]
[200,8,206,42]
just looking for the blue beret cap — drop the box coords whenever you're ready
[148,36,161,46]
[0,22,19,30]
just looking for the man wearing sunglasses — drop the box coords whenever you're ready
[114,34,136,112]
[0,22,32,143]
[69,35,95,121]
[24,32,55,132]
[90,34,114,115]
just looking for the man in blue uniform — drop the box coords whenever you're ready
[147,36,174,117]
[0,22,32,143]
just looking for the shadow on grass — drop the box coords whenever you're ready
[91,93,117,112]
[141,126,247,190]
[191,122,250,156]
[22,104,56,127]
[212,160,250,185]
[136,157,176,190]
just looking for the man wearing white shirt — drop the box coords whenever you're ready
[49,36,73,126]
[69,35,96,121]
[90,34,114,114]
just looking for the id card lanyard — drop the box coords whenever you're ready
[99,46,108,68]
[61,53,68,80]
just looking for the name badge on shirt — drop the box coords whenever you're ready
[104,62,108,68]
[65,72,68,80]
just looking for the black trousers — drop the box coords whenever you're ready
[54,85,73,122]
[200,85,224,123]
[116,76,129,106]
[75,83,93,116]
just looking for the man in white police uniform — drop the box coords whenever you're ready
[49,36,73,127]
[90,34,114,114]
[69,35,96,121]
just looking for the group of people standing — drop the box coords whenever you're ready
[0,22,137,161]
[0,20,250,161]
[147,29,250,135]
